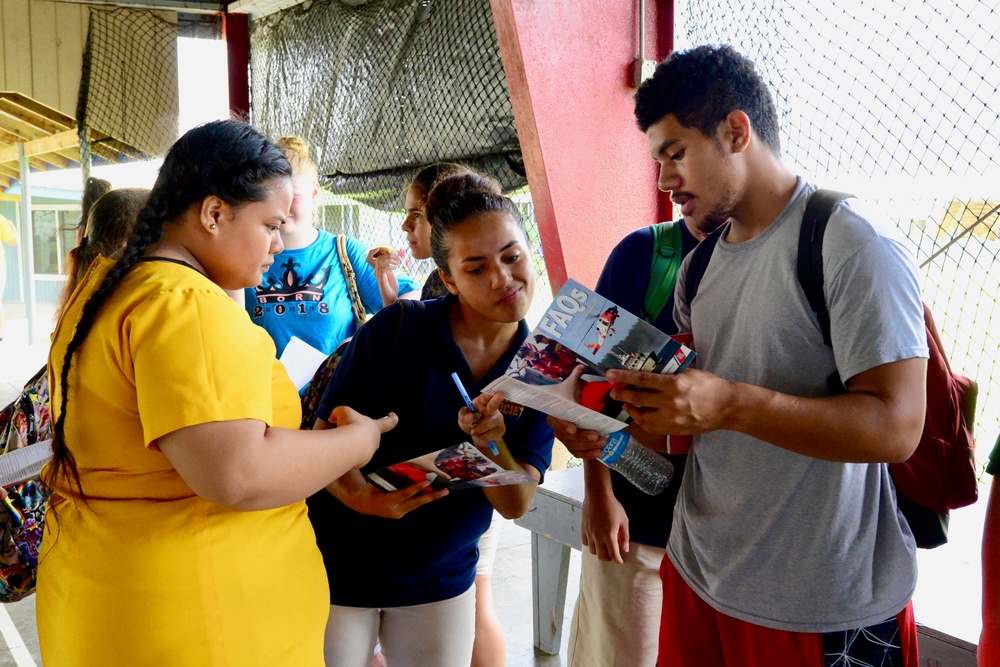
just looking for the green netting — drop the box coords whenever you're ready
[249,0,549,310]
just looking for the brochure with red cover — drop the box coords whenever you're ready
[366,442,537,492]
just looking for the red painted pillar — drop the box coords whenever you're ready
[223,12,251,122]
[491,0,672,292]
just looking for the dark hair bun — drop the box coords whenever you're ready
[424,172,501,227]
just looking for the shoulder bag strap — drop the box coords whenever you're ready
[796,189,852,394]
[796,189,853,348]
[336,234,367,329]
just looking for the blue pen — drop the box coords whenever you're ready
[450,372,500,456]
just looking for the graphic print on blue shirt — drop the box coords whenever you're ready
[246,230,415,357]
[253,256,332,314]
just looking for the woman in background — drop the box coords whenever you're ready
[401,162,469,299]
[58,187,149,313]
[76,177,112,244]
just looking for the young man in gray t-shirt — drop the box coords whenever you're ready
[551,45,928,666]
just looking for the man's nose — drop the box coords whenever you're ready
[657,163,678,193]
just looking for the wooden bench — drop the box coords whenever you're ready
[513,466,584,655]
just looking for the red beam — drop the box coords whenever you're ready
[223,12,251,121]
[492,0,672,291]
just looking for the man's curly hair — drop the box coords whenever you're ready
[634,44,781,155]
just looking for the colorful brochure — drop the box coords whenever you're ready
[366,442,537,492]
[483,279,694,434]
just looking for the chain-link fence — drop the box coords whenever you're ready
[249,0,551,322]
[676,0,1000,464]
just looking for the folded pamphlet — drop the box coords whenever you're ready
[279,336,330,391]
[366,442,537,492]
[0,439,52,487]
[483,279,694,434]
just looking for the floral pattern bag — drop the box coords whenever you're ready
[0,365,52,602]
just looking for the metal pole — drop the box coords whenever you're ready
[919,202,1000,269]
[79,125,92,187]
[638,0,645,59]
[17,143,36,345]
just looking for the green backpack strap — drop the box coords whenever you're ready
[641,221,683,324]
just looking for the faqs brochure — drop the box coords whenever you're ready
[366,442,537,493]
[482,279,695,434]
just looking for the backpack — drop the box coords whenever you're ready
[684,189,979,549]
[0,365,53,602]
[641,220,684,324]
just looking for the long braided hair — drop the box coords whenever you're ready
[45,120,292,498]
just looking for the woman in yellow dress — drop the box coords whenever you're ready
[37,120,395,666]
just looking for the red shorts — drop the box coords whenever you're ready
[658,556,918,667]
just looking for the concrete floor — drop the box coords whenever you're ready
[0,301,581,666]
[0,518,580,667]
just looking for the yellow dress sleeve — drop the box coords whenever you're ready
[125,285,287,447]
[0,215,16,245]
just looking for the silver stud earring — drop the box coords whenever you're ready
[210,223,217,230]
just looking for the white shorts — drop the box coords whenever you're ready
[475,511,504,577]
[567,542,665,667]
[324,584,476,667]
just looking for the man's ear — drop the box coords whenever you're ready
[722,110,752,154]
[438,267,459,296]
[199,196,227,234]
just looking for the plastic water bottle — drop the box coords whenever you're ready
[598,431,674,495]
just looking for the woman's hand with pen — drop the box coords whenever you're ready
[458,391,507,454]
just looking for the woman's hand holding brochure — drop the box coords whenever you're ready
[327,468,448,520]
[457,390,506,456]
[546,415,607,460]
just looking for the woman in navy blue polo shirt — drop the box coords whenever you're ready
[308,170,554,667]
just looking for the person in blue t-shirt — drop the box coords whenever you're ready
[245,136,417,358]
[566,219,701,667]
[307,169,554,667]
